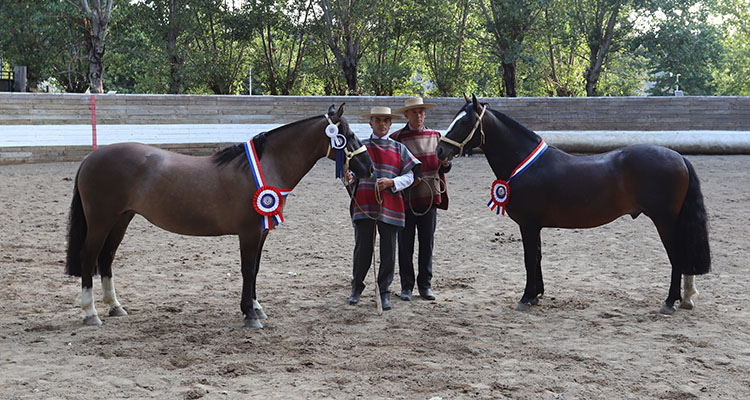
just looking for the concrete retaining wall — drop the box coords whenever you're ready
[1,93,749,164]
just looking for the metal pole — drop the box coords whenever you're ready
[248,66,252,95]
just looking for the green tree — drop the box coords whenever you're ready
[358,0,418,96]
[238,0,314,95]
[106,1,195,93]
[190,0,250,94]
[536,4,587,96]
[0,1,90,91]
[479,0,549,97]
[636,1,724,95]
[712,0,749,95]
[318,0,378,94]
[416,0,476,97]
[570,0,634,96]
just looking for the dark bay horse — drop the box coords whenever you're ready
[66,104,373,328]
[436,95,710,314]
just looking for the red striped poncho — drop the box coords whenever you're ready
[351,138,421,227]
[391,125,450,211]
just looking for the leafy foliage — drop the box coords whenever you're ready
[0,0,739,96]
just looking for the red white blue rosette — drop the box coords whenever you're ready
[488,179,509,215]
[253,186,283,217]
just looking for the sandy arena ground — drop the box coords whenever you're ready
[0,154,748,399]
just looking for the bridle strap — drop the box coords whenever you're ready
[439,104,487,156]
[322,114,368,169]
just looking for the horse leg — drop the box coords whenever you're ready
[516,225,543,311]
[654,219,682,315]
[252,231,270,320]
[679,275,698,310]
[98,212,135,317]
[239,232,263,328]
[80,225,111,326]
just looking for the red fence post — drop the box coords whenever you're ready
[90,94,97,150]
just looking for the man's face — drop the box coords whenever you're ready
[369,116,392,138]
[404,107,426,130]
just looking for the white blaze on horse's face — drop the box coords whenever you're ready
[447,111,467,135]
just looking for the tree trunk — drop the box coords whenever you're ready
[582,0,621,97]
[74,0,113,94]
[86,16,106,93]
[502,61,517,97]
[330,42,358,94]
[166,0,184,94]
[319,0,365,95]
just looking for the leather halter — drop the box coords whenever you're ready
[439,104,487,157]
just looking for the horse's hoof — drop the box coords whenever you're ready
[83,315,102,326]
[244,318,263,328]
[255,308,267,320]
[659,303,676,315]
[678,299,694,310]
[109,306,128,317]
[515,302,531,311]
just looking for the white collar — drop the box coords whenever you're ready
[370,131,393,140]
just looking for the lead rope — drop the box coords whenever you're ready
[408,174,447,217]
[372,218,383,315]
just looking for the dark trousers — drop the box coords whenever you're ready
[352,219,398,296]
[398,207,437,293]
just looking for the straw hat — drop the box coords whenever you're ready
[395,97,437,113]
[360,106,402,119]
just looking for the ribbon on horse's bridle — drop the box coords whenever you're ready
[439,104,487,157]
[324,114,368,174]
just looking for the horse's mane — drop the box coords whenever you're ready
[211,115,323,168]
[486,107,541,142]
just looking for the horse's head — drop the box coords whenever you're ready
[436,94,487,161]
[327,104,374,178]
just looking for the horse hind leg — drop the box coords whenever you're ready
[679,275,698,310]
[653,218,683,315]
[98,213,135,317]
[80,225,111,326]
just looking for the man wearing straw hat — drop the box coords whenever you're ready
[346,106,421,311]
[391,97,451,302]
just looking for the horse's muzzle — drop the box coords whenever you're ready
[436,144,452,161]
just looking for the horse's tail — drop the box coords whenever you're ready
[65,168,86,277]
[674,157,711,275]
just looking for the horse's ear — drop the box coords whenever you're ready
[471,93,480,111]
[328,104,336,116]
[336,103,345,120]
[464,93,470,103]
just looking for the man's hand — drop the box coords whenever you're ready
[376,177,395,192]
[344,170,355,185]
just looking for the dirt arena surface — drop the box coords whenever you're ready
[0,154,748,399]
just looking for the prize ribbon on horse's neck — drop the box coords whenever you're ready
[480,108,548,181]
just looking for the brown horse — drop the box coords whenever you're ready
[66,104,373,328]
[436,95,710,314]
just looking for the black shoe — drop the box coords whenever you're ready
[399,289,413,301]
[419,288,436,301]
[349,288,362,305]
[381,293,392,311]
